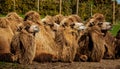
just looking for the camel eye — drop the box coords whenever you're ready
[64,22,67,26]
[25,25,30,30]
[89,22,95,27]
[43,21,46,25]
[70,23,75,26]
[50,24,54,27]
[98,22,103,25]
[70,23,75,28]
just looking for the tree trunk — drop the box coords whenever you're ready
[59,0,62,14]
[76,0,79,15]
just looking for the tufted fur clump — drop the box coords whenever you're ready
[115,30,120,58]
[55,26,78,62]
[75,13,110,62]
[91,13,105,22]
[75,26,105,62]
[24,11,41,25]
[0,17,14,62]
[6,12,23,23]
[24,11,58,62]
[68,14,83,23]
[41,15,60,39]
[6,12,23,34]
[0,17,10,28]
[80,13,114,61]
[53,14,65,24]
[11,21,39,64]
[102,31,116,59]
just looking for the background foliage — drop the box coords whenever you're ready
[0,0,120,21]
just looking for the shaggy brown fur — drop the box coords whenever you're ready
[24,11,58,62]
[91,13,105,22]
[68,14,82,23]
[24,11,80,62]
[57,16,86,62]
[11,21,39,64]
[75,26,105,62]
[85,13,105,27]
[42,15,81,62]
[53,14,65,24]
[0,17,10,28]
[85,13,115,59]
[41,15,59,39]
[24,11,41,24]
[60,17,73,27]
[60,15,83,28]
[102,31,116,59]
[42,15,54,26]
[75,13,110,61]
[115,30,120,58]
[0,17,14,62]
[55,26,78,62]
[6,12,23,34]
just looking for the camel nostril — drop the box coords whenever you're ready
[33,25,39,33]
[110,23,112,26]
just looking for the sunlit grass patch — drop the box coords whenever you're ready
[110,21,120,36]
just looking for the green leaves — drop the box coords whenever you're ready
[0,0,119,22]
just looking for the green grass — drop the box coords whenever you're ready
[110,21,120,36]
[0,61,29,69]
[0,61,17,68]
[0,14,6,17]
[19,14,25,18]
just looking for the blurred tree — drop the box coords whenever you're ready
[0,0,119,22]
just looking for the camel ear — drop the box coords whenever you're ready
[89,22,95,27]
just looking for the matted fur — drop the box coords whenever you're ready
[24,11,79,62]
[24,11,41,25]
[102,31,116,59]
[115,30,120,58]
[0,17,14,62]
[116,30,120,39]
[24,11,58,62]
[60,15,83,28]
[0,17,9,28]
[92,13,105,22]
[53,14,64,24]
[68,14,82,23]
[75,26,105,62]
[75,14,106,62]
[86,13,115,59]
[55,26,78,62]
[85,13,105,27]
[11,21,37,64]
[42,15,79,62]
[42,15,54,25]
[60,17,74,27]
[6,12,23,22]
[6,12,23,34]
[88,26,105,61]
[41,15,57,39]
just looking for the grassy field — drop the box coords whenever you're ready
[0,14,6,17]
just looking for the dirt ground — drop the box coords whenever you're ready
[0,59,120,69]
